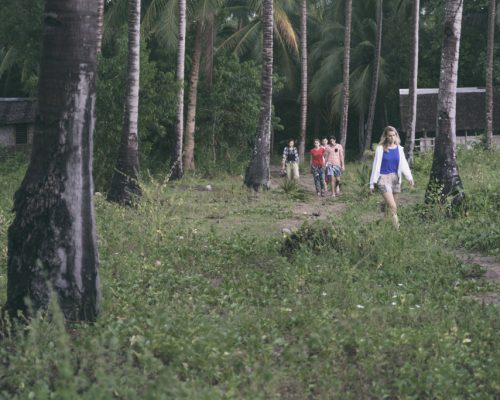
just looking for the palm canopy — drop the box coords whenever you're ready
[219,0,299,61]
[309,1,388,124]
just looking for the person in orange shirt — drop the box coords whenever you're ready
[310,139,326,196]
[323,136,345,197]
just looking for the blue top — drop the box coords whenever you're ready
[380,147,400,174]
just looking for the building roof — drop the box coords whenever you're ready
[399,87,500,132]
[0,98,37,126]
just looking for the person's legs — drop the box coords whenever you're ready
[293,162,300,181]
[313,168,321,194]
[319,168,325,193]
[334,177,341,195]
[382,191,399,228]
[286,162,292,180]
[330,175,335,196]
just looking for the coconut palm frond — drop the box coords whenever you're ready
[103,0,129,44]
[274,6,299,56]
[143,0,172,34]
[0,46,19,77]
[152,0,179,51]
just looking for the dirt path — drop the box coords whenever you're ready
[454,250,500,306]
[270,165,347,232]
[271,165,500,305]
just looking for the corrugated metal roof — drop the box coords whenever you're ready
[0,98,37,125]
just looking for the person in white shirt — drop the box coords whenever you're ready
[369,126,414,228]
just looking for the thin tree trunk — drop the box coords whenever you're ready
[171,0,186,180]
[426,0,464,208]
[363,0,383,156]
[244,0,273,190]
[485,0,496,149]
[108,0,142,204]
[183,21,203,171]
[204,14,215,92]
[405,0,420,164]
[339,0,352,149]
[298,0,308,163]
[97,0,104,54]
[6,0,100,321]
[358,111,365,152]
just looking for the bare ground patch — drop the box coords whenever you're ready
[455,249,500,306]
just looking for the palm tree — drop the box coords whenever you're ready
[6,0,100,321]
[171,0,187,180]
[485,0,496,150]
[244,0,273,190]
[107,0,142,205]
[298,0,308,163]
[363,0,383,155]
[183,0,223,171]
[404,0,420,164]
[339,0,352,149]
[425,0,464,208]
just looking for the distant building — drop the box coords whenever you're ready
[0,98,37,150]
[399,87,500,150]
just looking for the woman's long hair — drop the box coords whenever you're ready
[378,126,401,151]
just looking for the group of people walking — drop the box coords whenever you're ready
[280,126,414,228]
[281,136,345,197]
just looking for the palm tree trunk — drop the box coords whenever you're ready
[108,0,142,204]
[244,0,273,190]
[426,0,464,208]
[171,0,186,180]
[204,14,215,92]
[6,0,100,321]
[298,0,308,163]
[183,21,203,171]
[97,0,105,54]
[339,0,352,149]
[363,0,383,156]
[485,0,496,150]
[405,0,420,164]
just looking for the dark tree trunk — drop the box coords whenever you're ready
[107,0,142,205]
[183,21,203,171]
[244,0,273,190]
[298,0,308,163]
[426,0,464,208]
[485,0,496,149]
[6,0,100,321]
[405,0,420,164]
[363,0,383,156]
[171,0,187,180]
[339,0,352,149]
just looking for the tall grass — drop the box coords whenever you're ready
[0,149,498,399]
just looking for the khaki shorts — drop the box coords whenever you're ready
[377,173,400,193]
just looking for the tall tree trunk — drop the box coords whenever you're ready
[244,0,273,190]
[97,0,104,54]
[425,0,464,208]
[183,21,203,171]
[298,0,308,163]
[405,0,420,164]
[204,14,215,92]
[6,0,100,321]
[171,0,186,180]
[108,0,142,204]
[485,0,496,149]
[363,0,383,156]
[339,0,352,149]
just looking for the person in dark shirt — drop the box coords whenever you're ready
[281,139,300,181]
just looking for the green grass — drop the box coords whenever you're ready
[0,150,499,399]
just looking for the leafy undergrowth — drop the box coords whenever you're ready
[0,150,499,399]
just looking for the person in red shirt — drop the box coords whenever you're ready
[310,138,326,196]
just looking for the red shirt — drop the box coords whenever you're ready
[310,147,325,167]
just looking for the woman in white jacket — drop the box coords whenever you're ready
[369,126,414,228]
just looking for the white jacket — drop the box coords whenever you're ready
[369,145,413,189]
